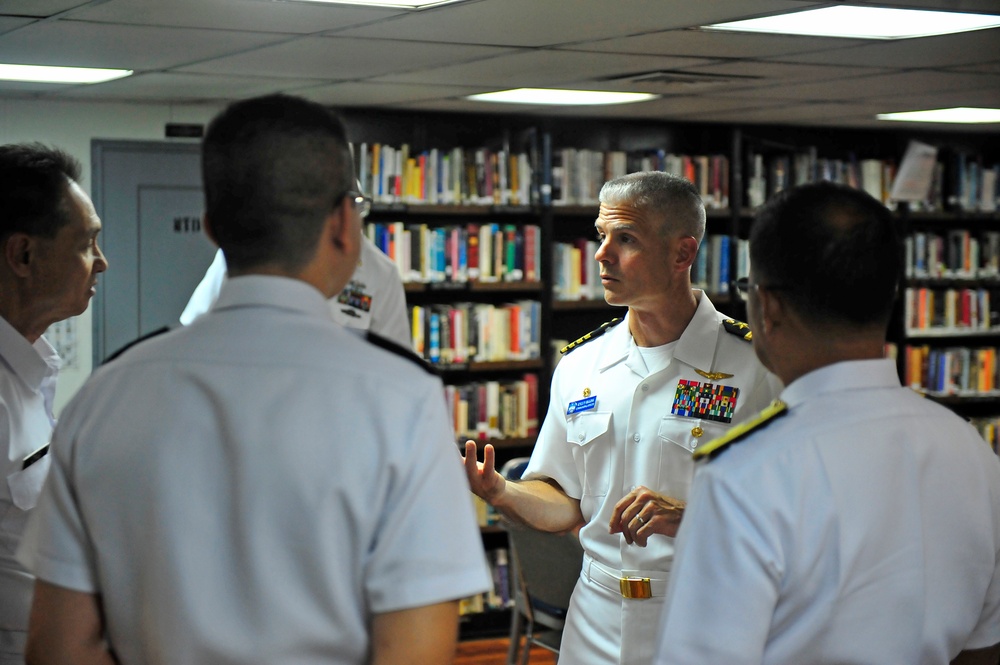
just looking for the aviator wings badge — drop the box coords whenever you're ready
[695,368,734,381]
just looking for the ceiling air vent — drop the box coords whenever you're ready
[598,70,760,92]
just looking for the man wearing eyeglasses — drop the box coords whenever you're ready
[180,191,411,349]
[655,181,1000,664]
[465,171,781,665]
[17,94,491,665]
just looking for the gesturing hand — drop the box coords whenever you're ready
[609,485,686,546]
[461,441,506,503]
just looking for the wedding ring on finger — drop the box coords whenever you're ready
[635,515,645,527]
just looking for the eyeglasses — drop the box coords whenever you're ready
[733,277,791,302]
[341,190,372,219]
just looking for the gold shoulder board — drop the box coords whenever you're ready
[560,317,624,355]
[693,399,788,462]
[722,318,753,343]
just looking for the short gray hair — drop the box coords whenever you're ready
[599,171,706,242]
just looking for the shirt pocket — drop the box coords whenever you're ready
[2,455,51,553]
[566,410,613,499]
[656,416,729,499]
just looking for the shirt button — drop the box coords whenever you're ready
[578,433,585,442]
[641,384,649,392]
[633,433,641,442]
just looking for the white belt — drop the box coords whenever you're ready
[583,555,670,600]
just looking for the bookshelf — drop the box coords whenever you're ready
[341,109,1000,636]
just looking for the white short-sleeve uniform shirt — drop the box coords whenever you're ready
[656,359,1000,664]
[0,317,59,644]
[180,237,411,348]
[19,276,490,665]
[524,292,782,665]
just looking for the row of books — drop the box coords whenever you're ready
[550,147,730,209]
[459,546,512,616]
[906,230,1000,279]
[904,344,1000,395]
[746,149,895,208]
[366,222,541,285]
[947,153,999,213]
[746,148,999,212]
[551,235,747,301]
[903,287,995,332]
[409,301,542,364]
[444,375,540,442]
[353,142,536,206]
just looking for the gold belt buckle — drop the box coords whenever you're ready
[619,576,652,599]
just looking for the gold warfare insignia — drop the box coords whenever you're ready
[560,318,624,355]
[693,399,788,461]
[695,368,734,381]
[583,387,591,397]
[723,318,753,342]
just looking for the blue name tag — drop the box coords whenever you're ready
[567,395,597,415]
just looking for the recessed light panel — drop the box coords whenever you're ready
[703,6,1000,39]
[468,88,659,106]
[877,107,1000,124]
[0,64,132,84]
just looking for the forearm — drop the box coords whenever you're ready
[492,478,584,533]
[370,601,459,665]
[25,581,118,665]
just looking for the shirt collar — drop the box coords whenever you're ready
[596,291,720,375]
[213,275,334,321]
[781,358,901,409]
[0,315,61,391]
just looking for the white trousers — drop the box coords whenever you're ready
[559,566,668,665]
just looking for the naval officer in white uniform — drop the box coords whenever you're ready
[464,171,781,665]
[655,181,1000,664]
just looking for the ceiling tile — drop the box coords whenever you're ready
[373,49,714,88]
[50,71,321,102]
[179,34,513,79]
[334,0,813,48]
[0,0,86,17]
[569,28,868,59]
[294,80,484,106]
[769,28,1000,69]
[72,0,403,34]
[0,20,290,69]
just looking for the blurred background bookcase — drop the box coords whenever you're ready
[339,107,1000,637]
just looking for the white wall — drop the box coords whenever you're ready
[0,97,224,413]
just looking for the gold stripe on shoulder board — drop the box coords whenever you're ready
[693,399,788,461]
[560,317,623,355]
[723,318,753,343]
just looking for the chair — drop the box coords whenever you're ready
[500,458,585,665]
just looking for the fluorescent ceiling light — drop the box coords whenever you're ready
[703,6,1000,39]
[0,63,132,84]
[468,88,659,106]
[287,0,468,8]
[877,107,1000,124]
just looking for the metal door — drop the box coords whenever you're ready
[91,141,215,364]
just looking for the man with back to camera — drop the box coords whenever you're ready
[0,143,108,665]
[17,94,491,665]
[654,181,1000,664]
[464,171,782,664]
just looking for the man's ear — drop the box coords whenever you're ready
[675,236,699,271]
[329,196,359,256]
[757,285,786,334]
[4,233,35,278]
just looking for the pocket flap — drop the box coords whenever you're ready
[567,411,612,447]
[7,455,51,511]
